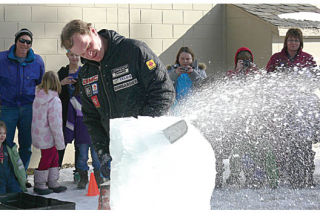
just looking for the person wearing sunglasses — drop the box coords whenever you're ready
[0,28,45,189]
[266,28,317,73]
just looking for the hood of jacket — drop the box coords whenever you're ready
[81,29,125,65]
[234,47,254,67]
[34,89,58,105]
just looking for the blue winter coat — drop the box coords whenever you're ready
[0,45,45,107]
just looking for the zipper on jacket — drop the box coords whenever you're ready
[99,64,112,116]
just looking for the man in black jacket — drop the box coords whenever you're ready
[60,20,175,190]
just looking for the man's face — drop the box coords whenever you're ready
[16,34,32,56]
[70,28,104,62]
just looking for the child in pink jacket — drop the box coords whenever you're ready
[31,71,67,195]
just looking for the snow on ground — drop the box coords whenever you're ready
[23,134,320,211]
[24,116,215,211]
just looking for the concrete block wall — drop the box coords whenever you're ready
[226,5,275,71]
[2,3,217,167]
[0,4,215,75]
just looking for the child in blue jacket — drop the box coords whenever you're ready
[64,82,104,189]
[0,121,23,194]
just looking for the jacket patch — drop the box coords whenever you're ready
[113,74,133,85]
[91,95,101,108]
[111,64,129,78]
[114,78,138,92]
[92,83,98,95]
[146,59,156,70]
[82,75,98,85]
[85,85,92,97]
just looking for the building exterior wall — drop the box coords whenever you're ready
[159,4,226,78]
[0,3,216,74]
[226,5,276,72]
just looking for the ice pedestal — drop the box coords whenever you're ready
[109,116,215,210]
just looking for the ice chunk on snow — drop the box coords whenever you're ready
[109,116,215,210]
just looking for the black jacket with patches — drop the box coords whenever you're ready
[79,29,175,157]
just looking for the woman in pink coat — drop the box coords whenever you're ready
[266,28,316,73]
[31,71,67,195]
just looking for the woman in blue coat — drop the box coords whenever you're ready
[167,46,207,103]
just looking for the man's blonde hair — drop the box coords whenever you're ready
[60,19,92,50]
[38,71,61,94]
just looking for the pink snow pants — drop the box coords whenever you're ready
[38,146,59,170]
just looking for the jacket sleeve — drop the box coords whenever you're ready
[266,54,278,73]
[64,99,76,144]
[79,67,110,158]
[266,56,275,72]
[167,65,179,85]
[48,97,65,150]
[306,54,317,68]
[190,67,207,87]
[35,55,45,85]
[135,42,175,116]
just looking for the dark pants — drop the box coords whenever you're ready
[58,144,79,168]
[76,144,100,171]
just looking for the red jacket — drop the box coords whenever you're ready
[266,48,316,73]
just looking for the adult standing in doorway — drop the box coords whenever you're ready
[0,28,45,188]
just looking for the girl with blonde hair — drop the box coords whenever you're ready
[31,71,67,195]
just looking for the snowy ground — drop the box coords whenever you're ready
[211,149,320,210]
[20,144,320,211]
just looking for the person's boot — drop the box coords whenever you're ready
[77,170,88,189]
[26,181,32,188]
[226,154,241,185]
[214,155,224,189]
[33,169,53,195]
[94,169,103,188]
[73,169,80,183]
[48,167,67,193]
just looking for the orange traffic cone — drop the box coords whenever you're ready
[86,172,100,196]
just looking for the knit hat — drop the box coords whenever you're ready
[234,47,253,68]
[15,28,33,44]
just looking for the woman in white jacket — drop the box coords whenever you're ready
[31,71,67,195]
